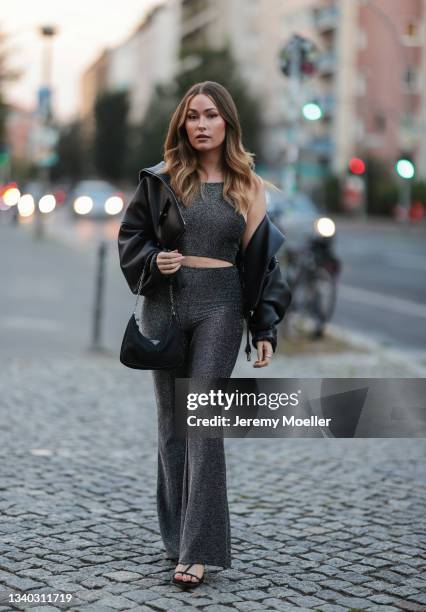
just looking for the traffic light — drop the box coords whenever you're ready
[302,102,322,120]
[348,157,366,175]
[395,156,415,179]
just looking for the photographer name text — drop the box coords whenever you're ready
[187,415,331,429]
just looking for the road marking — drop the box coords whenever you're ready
[6,285,62,300]
[387,254,426,272]
[337,250,426,272]
[0,316,63,331]
[339,284,426,319]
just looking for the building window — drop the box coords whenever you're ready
[401,20,421,46]
[405,21,416,37]
[374,113,386,132]
[403,66,418,90]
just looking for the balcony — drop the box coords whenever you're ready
[313,5,339,33]
[316,51,337,76]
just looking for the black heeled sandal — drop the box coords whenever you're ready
[172,563,205,589]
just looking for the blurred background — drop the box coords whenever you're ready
[1,0,426,364]
[1,6,425,605]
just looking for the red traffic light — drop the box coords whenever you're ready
[349,158,366,175]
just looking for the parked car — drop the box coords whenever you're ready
[69,179,124,219]
[266,189,331,248]
[265,188,341,338]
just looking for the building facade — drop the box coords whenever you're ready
[179,0,426,184]
[79,1,180,135]
[79,0,426,183]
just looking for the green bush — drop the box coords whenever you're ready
[364,155,398,216]
[322,173,341,213]
[412,180,426,204]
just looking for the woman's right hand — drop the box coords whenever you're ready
[156,249,185,275]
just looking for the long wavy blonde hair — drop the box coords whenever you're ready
[158,81,275,217]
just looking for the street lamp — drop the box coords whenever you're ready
[34,24,58,240]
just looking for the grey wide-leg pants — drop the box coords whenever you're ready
[140,265,244,569]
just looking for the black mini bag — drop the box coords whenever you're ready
[120,266,185,370]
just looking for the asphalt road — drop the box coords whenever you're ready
[1,214,132,357]
[332,220,426,358]
[2,208,425,363]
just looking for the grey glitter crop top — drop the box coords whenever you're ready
[175,182,247,265]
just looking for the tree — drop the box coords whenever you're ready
[364,154,399,216]
[0,26,22,172]
[126,82,177,177]
[94,90,129,181]
[127,43,263,178]
[321,173,341,213]
[51,121,85,182]
[175,43,262,159]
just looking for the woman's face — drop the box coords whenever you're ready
[184,94,226,152]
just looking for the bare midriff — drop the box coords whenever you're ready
[181,256,233,268]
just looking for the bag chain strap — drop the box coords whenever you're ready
[133,257,176,324]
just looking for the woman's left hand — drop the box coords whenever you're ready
[253,340,274,368]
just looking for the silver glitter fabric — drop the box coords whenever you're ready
[175,182,246,265]
[140,267,244,569]
[138,183,247,568]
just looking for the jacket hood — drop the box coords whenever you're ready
[139,161,168,183]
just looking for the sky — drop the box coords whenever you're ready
[2,0,160,122]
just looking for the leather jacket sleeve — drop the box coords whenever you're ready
[249,255,292,353]
[117,179,168,295]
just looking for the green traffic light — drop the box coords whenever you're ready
[395,159,415,179]
[302,102,322,121]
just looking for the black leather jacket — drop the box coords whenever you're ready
[117,161,292,361]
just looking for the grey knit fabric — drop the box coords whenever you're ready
[140,266,244,568]
[139,183,246,569]
[176,182,246,265]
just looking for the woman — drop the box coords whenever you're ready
[118,81,291,588]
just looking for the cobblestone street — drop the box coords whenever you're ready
[0,350,425,612]
[0,225,425,611]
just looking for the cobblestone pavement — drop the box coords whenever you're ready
[1,222,425,611]
[0,346,425,612]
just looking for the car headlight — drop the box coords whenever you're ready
[104,196,123,215]
[18,194,35,217]
[39,194,56,213]
[3,187,21,207]
[315,217,335,238]
[73,196,93,215]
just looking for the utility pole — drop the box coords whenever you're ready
[34,25,57,240]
